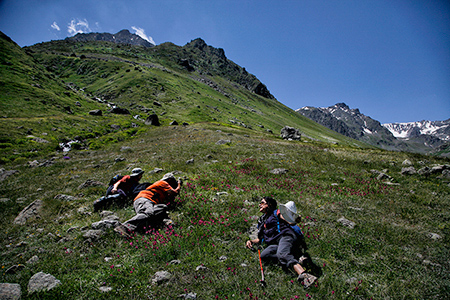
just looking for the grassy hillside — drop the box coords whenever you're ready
[1,124,449,299]
[1,32,449,299]
[1,31,372,165]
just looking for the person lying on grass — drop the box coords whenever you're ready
[93,167,145,212]
[114,173,182,238]
[245,196,317,288]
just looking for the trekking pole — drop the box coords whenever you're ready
[258,249,266,287]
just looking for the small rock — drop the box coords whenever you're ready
[216,139,231,145]
[151,271,171,285]
[195,265,207,271]
[99,286,112,292]
[26,255,39,265]
[401,167,416,175]
[402,159,412,166]
[178,292,197,299]
[0,283,21,300]
[269,168,288,175]
[83,229,105,241]
[54,194,78,201]
[169,260,181,265]
[428,233,442,240]
[337,217,356,229]
[27,272,61,293]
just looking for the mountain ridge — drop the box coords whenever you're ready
[297,103,449,156]
[65,29,155,47]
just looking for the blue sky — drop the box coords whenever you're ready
[1,0,449,124]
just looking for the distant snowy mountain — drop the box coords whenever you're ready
[296,103,449,155]
[382,120,450,141]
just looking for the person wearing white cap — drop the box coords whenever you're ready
[245,197,317,288]
[93,167,145,212]
[114,172,182,238]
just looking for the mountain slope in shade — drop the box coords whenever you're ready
[65,29,155,47]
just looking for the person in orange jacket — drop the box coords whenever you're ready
[114,172,182,237]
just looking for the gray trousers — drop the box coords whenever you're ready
[260,234,299,269]
[123,197,168,232]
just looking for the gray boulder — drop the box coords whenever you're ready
[145,114,160,126]
[0,283,21,300]
[151,271,171,285]
[280,126,301,140]
[27,272,61,293]
[13,199,43,225]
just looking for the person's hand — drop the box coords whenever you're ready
[245,240,253,249]
[178,177,183,186]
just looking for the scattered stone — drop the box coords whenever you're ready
[269,168,288,175]
[78,179,105,189]
[178,292,197,299]
[216,139,231,145]
[99,286,113,292]
[170,120,179,126]
[149,168,164,174]
[219,256,228,261]
[13,199,43,225]
[120,146,133,152]
[196,265,207,271]
[428,233,442,240]
[0,283,21,300]
[169,260,181,265]
[27,272,61,293]
[0,169,19,182]
[151,271,171,285]
[83,229,105,241]
[26,255,39,265]
[337,217,356,229]
[54,194,78,201]
[145,114,160,126]
[280,126,301,140]
[418,166,431,176]
[91,219,120,230]
[110,107,130,115]
[89,109,102,116]
[0,198,10,202]
[401,167,416,175]
[216,192,228,196]
[186,158,194,164]
[402,159,412,166]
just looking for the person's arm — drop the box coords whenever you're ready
[245,238,260,249]
[111,180,121,193]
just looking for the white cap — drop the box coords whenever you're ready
[279,201,298,224]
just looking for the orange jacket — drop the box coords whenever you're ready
[135,180,179,204]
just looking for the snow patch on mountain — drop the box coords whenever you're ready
[382,120,450,140]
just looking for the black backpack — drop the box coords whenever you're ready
[108,174,124,186]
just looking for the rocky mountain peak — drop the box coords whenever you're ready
[66,30,154,48]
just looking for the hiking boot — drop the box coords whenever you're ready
[298,272,317,288]
[163,219,174,227]
[114,224,131,238]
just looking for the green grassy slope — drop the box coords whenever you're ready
[1,32,449,299]
[0,125,449,299]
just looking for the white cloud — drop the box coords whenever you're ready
[131,26,155,45]
[68,19,91,36]
[51,22,60,31]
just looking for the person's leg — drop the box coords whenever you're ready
[277,235,299,269]
[260,244,279,264]
[122,198,167,232]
